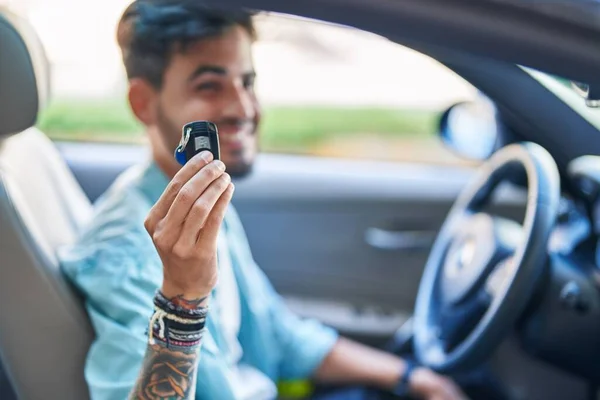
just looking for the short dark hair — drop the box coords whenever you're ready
[117,0,256,88]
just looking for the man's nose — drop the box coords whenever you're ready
[224,83,255,120]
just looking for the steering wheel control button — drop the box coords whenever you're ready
[559,281,589,313]
[484,257,515,298]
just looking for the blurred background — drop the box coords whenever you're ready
[1,0,479,164]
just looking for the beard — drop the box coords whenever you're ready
[155,104,256,179]
[222,149,254,179]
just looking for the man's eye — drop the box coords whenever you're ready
[195,82,221,92]
[243,76,255,89]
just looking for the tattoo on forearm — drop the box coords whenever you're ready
[130,343,200,400]
[131,292,208,399]
[170,294,208,309]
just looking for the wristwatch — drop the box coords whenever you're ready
[392,360,417,397]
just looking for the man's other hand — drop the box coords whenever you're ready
[411,367,469,400]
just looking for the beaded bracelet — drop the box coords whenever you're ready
[150,329,205,350]
[165,328,205,342]
[151,321,207,348]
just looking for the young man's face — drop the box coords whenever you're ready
[152,26,260,177]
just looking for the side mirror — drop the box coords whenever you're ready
[438,98,499,161]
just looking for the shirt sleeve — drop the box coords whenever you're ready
[59,225,163,400]
[225,208,339,381]
[258,265,339,380]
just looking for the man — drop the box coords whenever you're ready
[59,1,466,399]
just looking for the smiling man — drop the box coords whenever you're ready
[58,1,466,399]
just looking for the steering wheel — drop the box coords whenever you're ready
[413,142,560,372]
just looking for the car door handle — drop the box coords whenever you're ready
[364,227,436,251]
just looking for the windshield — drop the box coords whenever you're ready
[523,67,600,132]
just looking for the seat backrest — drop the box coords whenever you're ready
[0,9,94,400]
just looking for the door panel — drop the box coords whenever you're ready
[231,154,526,343]
[57,142,527,344]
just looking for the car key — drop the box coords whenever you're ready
[174,120,220,165]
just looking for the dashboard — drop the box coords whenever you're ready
[567,155,600,282]
[517,155,600,384]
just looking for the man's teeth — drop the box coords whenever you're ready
[223,132,244,140]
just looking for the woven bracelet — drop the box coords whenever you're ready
[149,291,208,346]
[154,291,209,319]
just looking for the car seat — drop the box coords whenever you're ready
[0,9,94,400]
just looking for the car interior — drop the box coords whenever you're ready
[1,0,600,399]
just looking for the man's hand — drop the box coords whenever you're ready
[314,338,467,400]
[411,367,468,400]
[144,150,234,302]
[131,151,233,400]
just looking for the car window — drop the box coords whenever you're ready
[14,1,479,165]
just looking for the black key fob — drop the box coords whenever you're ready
[174,121,220,165]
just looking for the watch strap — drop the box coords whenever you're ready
[392,360,417,397]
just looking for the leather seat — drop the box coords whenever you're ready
[0,9,94,400]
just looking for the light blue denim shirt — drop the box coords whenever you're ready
[58,161,338,400]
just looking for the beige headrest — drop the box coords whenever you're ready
[0,9,50,137]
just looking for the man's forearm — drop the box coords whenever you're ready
[314,337,466,399]
[130,290,209,400]
[129,342,200,400]
[314,337,404,390]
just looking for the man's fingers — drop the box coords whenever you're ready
[448,381,468,400]
[145,151,213,231]
[176,173,232,249]
[164,159,226,227]
[151,160,225,250]
[439,380,468,400]
[198,182,235,245]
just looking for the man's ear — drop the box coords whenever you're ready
[128,78,158,126]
